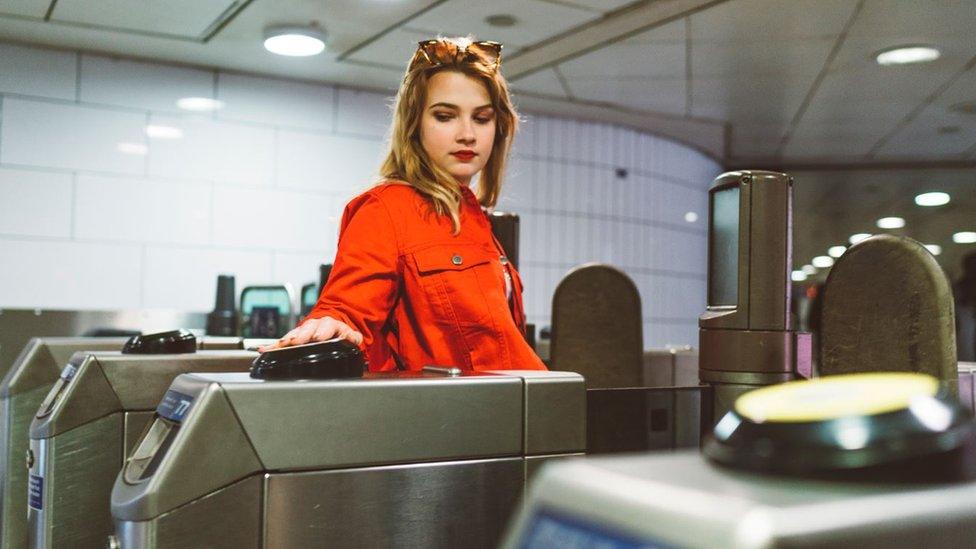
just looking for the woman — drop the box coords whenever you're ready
[268,37,546,372]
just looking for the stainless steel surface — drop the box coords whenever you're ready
[698,369,795,385]
[123,412,155,458]
[115,476,262,549]
[642,347,699,387]
[711,384,761,426]
[0,309,206,382]
[699,329,797,374]
[113,378,262,521]
[504,452,976,548]
[264,458,523,549]
[28,351,258,548]
[1,338,126,549]
[510,371,586,455]
[221,373,524,469]
[28,414,121,549]
[423,365,461,376]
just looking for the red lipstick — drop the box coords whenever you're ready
[451,150,476,162]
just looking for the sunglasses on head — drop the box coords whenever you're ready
[410,39,503,72]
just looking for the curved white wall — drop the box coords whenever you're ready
[0,41,720,348]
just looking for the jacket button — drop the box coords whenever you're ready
[452,255,463,265]
[500,255,508,265]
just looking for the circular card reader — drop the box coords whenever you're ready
[704,373,976,482]
[122,329,196,354]
[250,339,366,380]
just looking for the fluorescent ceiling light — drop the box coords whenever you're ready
[876,45,940,66]
[791,270,807,282]
[925,244,942,256]
[828,246,846,258]
[812,256,834,268]
[177,97,225,112]
[914,191,950,207]
[850,233,872,245]
[117,142,147,156]
[264,25,326,57]
[953,231,976,244]
[876,217,905,229]
[801,265,817,275]
[684,212,698,223]
[145,125,183,139]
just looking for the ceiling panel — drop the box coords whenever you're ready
[691,73,814,123]
[557,0,636,13]
[51,0,236,38]
[344,27,432,71]
[0,0,48,18]
[559,19,684,79]
[876,109,976,158]
[569,78,685,115]
[692,38,834,78]
[925,65,976,111]
[620,15,686,43]
[510,68,567,97]
[689,0,857,43]
[783,123,888,158]
[730,123,787,158]
[847,0,975,41]
[407,0,598,49]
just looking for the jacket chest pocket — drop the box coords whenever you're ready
[411,245,501,328]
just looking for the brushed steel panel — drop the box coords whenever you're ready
[1,338,125,549]
[123,412,154,458]
[265,458,524,549]
[29,414,122,549]
[114,475,261,549]
[521,372,586,455]
[224,375,524,469]
[96,351,257,409]
[673,387,704,449]
[29,355,122,439]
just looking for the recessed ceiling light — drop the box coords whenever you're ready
[264,25,327,57]
[812,256,834,268]
[802,265,817,275]
[850,233,872,245]
[828,245,847,258]
[145,125,183,139]
[925,244,942,256]
[954,231,976,244]
[684,211,698,223]
[876,216,905,229]
[177,97,225,112]
[117,142,147,156]
[791,270,808,282]
[485,14,518,27]
[915,191,950,206]
[875,45,940,66]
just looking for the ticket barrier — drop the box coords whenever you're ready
[504,374,976,548]
[109,343,585,549]
[25,332,259,548]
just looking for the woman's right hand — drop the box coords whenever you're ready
[259,316,363,352]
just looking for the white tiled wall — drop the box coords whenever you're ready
[0,41,721,348]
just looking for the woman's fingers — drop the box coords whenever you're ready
[258,317,363,352]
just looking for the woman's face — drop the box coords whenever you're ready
[419,71,496,186]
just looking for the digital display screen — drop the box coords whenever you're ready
[708,186,740,307]
[519,509,672,549]
[156,390,195,423]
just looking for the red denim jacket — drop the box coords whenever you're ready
[305,182,546,372]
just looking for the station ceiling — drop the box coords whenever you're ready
[0,0,973,279]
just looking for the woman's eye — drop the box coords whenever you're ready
[434,113,453,122]
[475,117,493,125]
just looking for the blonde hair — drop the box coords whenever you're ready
[380,37,519,233]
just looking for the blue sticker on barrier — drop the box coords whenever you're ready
[157,390,195,423]
[28,474,43,510]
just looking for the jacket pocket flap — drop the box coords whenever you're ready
[413,244,495,274]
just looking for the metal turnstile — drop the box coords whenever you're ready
[1,338,127,549]
[110,369,585,548]
[27,348,258,548]
[502,451,976,548]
